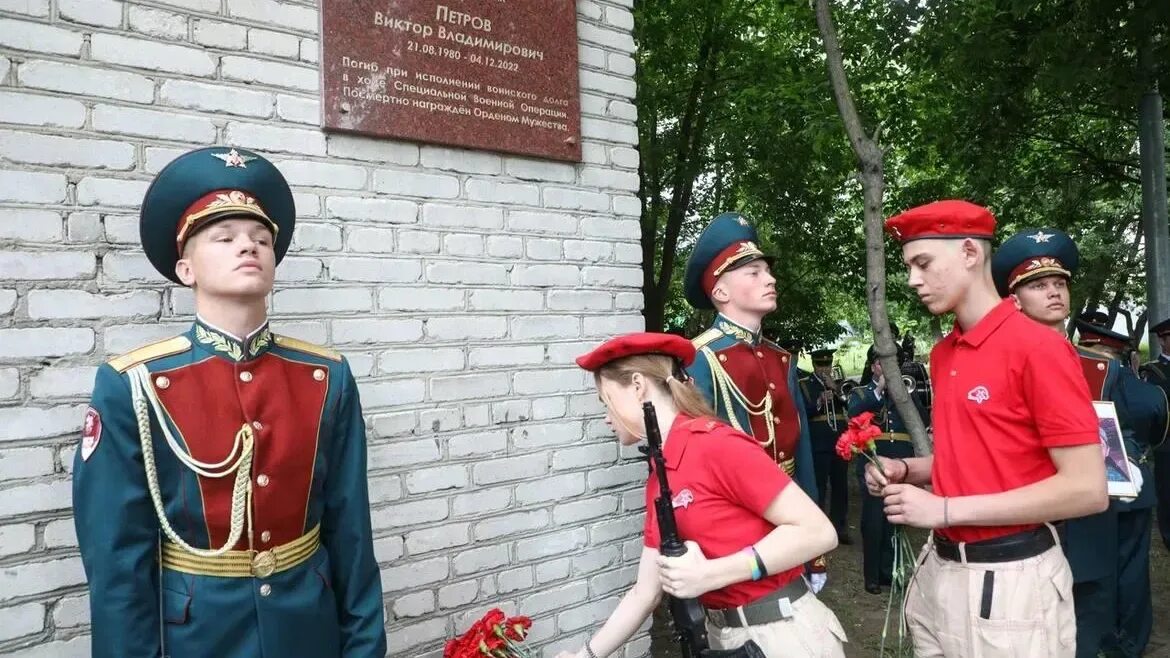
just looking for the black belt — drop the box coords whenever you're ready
[706,577,809,628]
[933,526,1055,563]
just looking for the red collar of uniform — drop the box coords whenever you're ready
[952,298,1017,348]
[660,414,719,470]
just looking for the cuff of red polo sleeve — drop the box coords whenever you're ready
[1040,431,1100,448]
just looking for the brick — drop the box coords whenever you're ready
[432,372,509,402]
[486,235,523,258]
[465,179,539,205]
[551,443,617,470]
[613,242,641,264]
[443,233,483,257]
[374,170,460,199]
[0,290,14,314]
[389,230,436,254]
[605,6,635,29]
[151,0,220,11]
[43,518,78,549]
[379,556,449,593]
[582,265,642,287]
[472,453,547,485]
[555,496,620,525]
[372,534,404,563]
[367,438,439,469]
[607,52,637,77]
[519,582,588,616]
[584,314,643,335]
[452,486,510,518]
[104,215,140,242]
[516,472,585,505]
[615,292,643,310]
[330,257,420,283]
[29,366,95,400]
[275,255,325,280]
[66,212,102,242]
[589,515,643,544]
[610,146,639,168]
[379,348,463,375]
[559,597,621,632]
[276,94,319,124]
[422,204,503,230]
[543,187,610,212]
[193,18,247,48]
[516,527,588,562]
[0,405,86,442]
[405,522,470,554]
[332,317,422,344]
[447,430,507,458]
[328,135,419,165]
[0,477,71,517]
[0,524,35,557]
[513,421,583,449]
[101,252,159,282]
[536,556,572,584]
[0,327,93,360]
[392,590,435,618]
[0,91,85,128]
[272,287,371,314]
[525,238,564,261]
[52,594,89,629]
[490,400,530,424]
[514,369,584,395]
[495,566,534,594]
[0,368,16,398]
[583,143,609,165]
[505,157,575,182]
[426,262,509,285]
[371,499,449,530]
[548,290,612,311]
[468,345,544,368]
[507,210,578,234]
[277,160,368,190]
[337,227,393,254]
[532,397,567,420]
[577,0,603,20]
[614,194,641,216]
[28,290,159,320]
[467,290,543,312]
[0,0,48,16]
[58,0,121,27]
[0,209,61,241]
[421,146,501,174]
[393,618,448,651]
[292,223,342,251]
[300,37,318,63]
[581,166,639,191]
[103,323,187,353]
[511,316,579,340]
[5,637,89,658]
[161,79,274,118]
[326,197,417,223]
[4,131,135,172]
[578,43,605,68]
[0,601,43,642]
[511,264,581,287]
[578,23,635,53]
[425,316,506,342]
[129,6,188,39]
[92,104,215,142]
[378,287,463,311]
[0,18,84,55]
[91,33,215,77]
[227,0,317,33]
[0,169,67,203]
[453,544,510,576]
[226,121,327,158]
[474,510,548,541]
[293,192,321,216]
[248,27,299,57]
[77,177,149,208]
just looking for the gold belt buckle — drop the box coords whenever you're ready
[251,550,276,578]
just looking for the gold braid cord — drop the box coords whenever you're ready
[128,364,255,557]
[699,346,777,448]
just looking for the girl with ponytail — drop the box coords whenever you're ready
[556,333,846,658]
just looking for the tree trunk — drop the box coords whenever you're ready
[813,0,931,456]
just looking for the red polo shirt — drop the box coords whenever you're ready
[930,299,1098,542]
[643,415,803,608]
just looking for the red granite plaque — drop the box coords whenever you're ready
[320,0,581,162]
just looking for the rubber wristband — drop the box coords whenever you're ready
[897,458,911,482]
[750,546,769,578]
[740,547,762,581]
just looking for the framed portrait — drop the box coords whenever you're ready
[1093,401,1138,498]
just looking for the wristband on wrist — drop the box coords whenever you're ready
[897,457,911,482]
[750,546,769,578]
[740,547,763,581]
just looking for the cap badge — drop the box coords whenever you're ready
[212,148,256,168]
[1028,230,1054,243]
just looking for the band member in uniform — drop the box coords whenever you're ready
[1139,316,1170,553]
[847,352,923,594]
[72,147,387,658]
[992,227,1166,657]
[800,349,851,544]
[558,333,845,658]
[870,201,1107,658]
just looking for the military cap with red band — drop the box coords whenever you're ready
[1075,320,1132,351]
[884,199,997,244]
[140,146,295,285]
[683,212,774,310]
[575,333,697,372]
[990,227,1079,297]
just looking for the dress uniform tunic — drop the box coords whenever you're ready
[1139,338,1170,554]
[799,356,849,536]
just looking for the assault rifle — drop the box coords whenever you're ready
[643,402,764,658]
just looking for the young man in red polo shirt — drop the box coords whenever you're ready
[868,200,1108,657]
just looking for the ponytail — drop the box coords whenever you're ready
[596,354,716,419]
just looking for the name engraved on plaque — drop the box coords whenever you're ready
[321,1,582,162]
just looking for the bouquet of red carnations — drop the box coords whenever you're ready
[835,411,915,656]
[444,608,533,658]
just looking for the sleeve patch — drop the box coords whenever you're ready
[81,406,102,462]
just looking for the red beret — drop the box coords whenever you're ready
[575,333,696,372]
[884,200,996,243]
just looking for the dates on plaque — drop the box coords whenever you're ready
[321,1,582,162]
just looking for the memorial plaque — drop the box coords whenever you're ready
[321,0,582,162]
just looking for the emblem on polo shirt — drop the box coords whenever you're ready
[672,489,695,509]
[967,386,991,405]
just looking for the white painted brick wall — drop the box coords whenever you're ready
[0,0,645,656]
